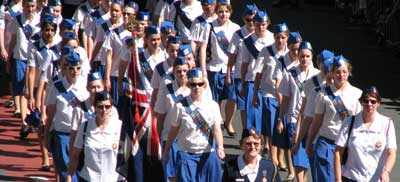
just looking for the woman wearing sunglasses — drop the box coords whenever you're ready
[223,128,281,182]
[163,68,225,181]
[334,86,397,182]
[67,91,124,182]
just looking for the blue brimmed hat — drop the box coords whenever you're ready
[65,52,81,66]
[161,21,175,34]
[179,44,193,57]
[287,32,302,45]
[43,15,57,24]
[88,72,103,82]
[61,19,76,30]
[201,0,215,6]
[299,41,313,51]
[271,23,289,34]
[187,68,204,80]
[125,1,139,11]
[319,50,335,71]
[173,57,189,67]
[243,4,258,16]
[136,10,151,21]
[144,25,160,35]
[48,0,61,7]
[254,10,268,22]
[168,35,181,44]
[333,55,347,67]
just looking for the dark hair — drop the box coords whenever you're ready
[41,21,58,32]
[94,91,113,106]
[360,86,381,102]
[240,128,264,147]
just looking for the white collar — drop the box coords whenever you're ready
[238,154,262,176]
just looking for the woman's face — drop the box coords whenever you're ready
[66,64,81,82]
[255,21,268,35]
[42,24,56,43]
[244,14,255,31]
[274,32,288,50]
[167,44,180,60]
[88,80,104,97]
[146,34,161,50]
[299,49,313,68]
[110,3,122,22]
[52,6,62,17]
[288,43,300,57]
[136,21,149,34]
[67,39,79,51]
[333,65,349,86]
[202,3,216,16]
[242,136,261,158]
[361,96,380,114]
[174,65,189,85]
[123,7,136,25]
[95,100,112,121]
[216,5,231,24]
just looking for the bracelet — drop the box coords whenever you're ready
[218,147,224,151]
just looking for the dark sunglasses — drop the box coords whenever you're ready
[362,99,378,105]
[96,104,112,110]
[189,82,205,88]
[68,66,81,71]
[245,142,260,147]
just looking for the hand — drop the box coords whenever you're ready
[380,170,390,182]
[240,86,246,98]
[104,79,111,91]
[36,99,42,113]
[252,95,259,107]
[1,48,8,62]
[162,149,169,165]
[28,98,35,111]
[306,143,313,157]
[292,131,298,145]
[276,119,284,134]
[217,148,225,160]
[225,75,231,86]
[66,175,72,182]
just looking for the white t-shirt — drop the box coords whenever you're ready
[336,112,397,181]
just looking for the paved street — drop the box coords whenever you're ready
[0,1,399,181]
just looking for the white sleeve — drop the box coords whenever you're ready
[154,82,168,114]
[227,33,239,54]
[386,119,397,149]
[170,103,182,127]
[314,92,327,115]
[73,121,86,149]
[335,117,352,147]
[304,90,317,117]
[45,84,58,105]
[71,107,83,131]
[27,43,36,67]
[277,72,290,96]
[150,68,161,89]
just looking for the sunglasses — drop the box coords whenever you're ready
[245,18,254,23]
[96,104,112,110]
[362,99,378,105]
[189,82,205,88]
[245,142,260,147]
[68,66,81,71]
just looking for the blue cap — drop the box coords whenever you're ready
[179,44,193,57]
[42,6,54,16]
[61,45,74,55]
[287,32,302,45]
[271,23,289,34]
[243,4,258,16]
[63,32,77,41]
[254,10,268,22]
[43,15,57,24]
[168,35,181,44]
[112,0,124,6]
[201,0,215,6]
[136,10,151,21]
[48,0,61,6]
[333,55,347,67]
[88,72,103,82]
[26,111,40,127]
[187,68,204,80]
[161,21,175,34]
[173,57,189,67]
[65,52,81,66]
[144,25,160,35]
[299,41,313,51]
[61,19,76,30]
[217,0,230,4]
[125,1,139,11]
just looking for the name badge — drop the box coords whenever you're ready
[215,31,229,54]
[332,96,349,120]
[235,178,245,182]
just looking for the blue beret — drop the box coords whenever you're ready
[63,32,77,41]
[271,23,289,34]
[299,41,313,51]
[179,44,193,57]
[333,55,347,67]
[217,0,230,4]
[125,1,139,11]
[136,10,151,21]
[168,35,181,44]
[61,45,74,55]
[201,0,215,6]
[319,50,335,71]
[173,57,189,67]
[112,0,124,6]
[43,15,57,24]
[65,52,81,66]
[26,111,40,127]
[88,72,103,82]
[187,68,204,80]
[48,0,61,6]
[42,6,54,16]
[287,32,302,45]
[254,10,268,22]
[61,19,76,30]
[243,4,258,16]
[144,25,160,35]
[161,21,175,34]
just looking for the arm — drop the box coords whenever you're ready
[276,95,289,134]
[66,147,82,182]
[198,42,208,77]
[27,66,36,110]
[306,114,323,156]
[0,29,8,61]
[380,148,396,182]
[44,104,56,149]
[104,48,112,91]
[87,36,94,61]
[334,146,344,182]
[118,59,128,96]
[156,112,166,138]
[292,97,307,145]
[150,88,158,108]
[225,53,237,86]
[252,73,262,107]
[214,121,225,159]
[163,125,179,164]
[240,62,249,98]
[7,33,16,59]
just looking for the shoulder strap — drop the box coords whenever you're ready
[277,56,287,71]
[235,29,244,39]
[196,15,207,27]
[155,62,166,77]
[81,4,89,14]
[243,36,260,59]
[15,14,24,28]
[82,121,89,147]
[345,116,355,146]
[54,81,67,93]
[174,1,192,30]
[312,76,320,88]
[266,46,275,57]
[100,21,111,36]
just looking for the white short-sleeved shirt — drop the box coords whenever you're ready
[242,34,274,82]
[255,44,289,98]
[278,65,320,120]
[314,83,362,140]
[170,96,222,153]
[198,20,240,73]
[155,77,190,141]
[189,14,217,42]
[226,26,254,79]
[74,118,124,182]
[72,1,96,29]
[84,8,110,38]
[150,60,172,89]
[8,12,40,60]
[0,4,22,29]
[46,76,90,133]
[336,112,397,181]
[274,53,298,81]
[304,86,322,118]
[162,1,203,43]
[102,24,131,77]
[303,73,324,98]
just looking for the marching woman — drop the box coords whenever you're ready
[67,91,124,182]
[163,68,225,181]
[334,86,397,182]
[223,128,281,182]
[277,41,320,182]
[45,51,89,182]
[306,55,362,182]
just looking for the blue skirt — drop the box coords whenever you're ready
[261,97,279,137]
[162,140,178,179]
[287,122,310,169]
[207,70,236,102]
[176,151,222,182]
[234,78,245,111]
[51,131,78,182]
[313,136,336,182]
[12,59,27,96]
[244,82,262,133]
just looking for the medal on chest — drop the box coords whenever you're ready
[262,170,268,182]
[375,135,382,149]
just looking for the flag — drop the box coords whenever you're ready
[116,32,164,182]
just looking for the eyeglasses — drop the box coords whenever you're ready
[96,104,112,110]
[245,18,254,23]
[189,82,205,88]
[245,142,260,147]
[68,66,81,71]
[362,99,378,105]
